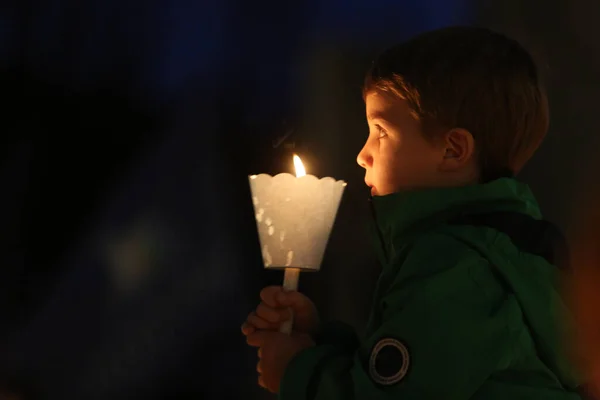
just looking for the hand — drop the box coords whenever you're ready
[241,286,319,336]
[247,330,315,393]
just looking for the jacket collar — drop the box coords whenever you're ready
[369,178,542,264]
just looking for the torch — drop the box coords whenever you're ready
[248,155,346,334]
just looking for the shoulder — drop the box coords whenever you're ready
[387,227,505,302]
[392,227,494,279]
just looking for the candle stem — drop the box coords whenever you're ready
[280,267,300,335]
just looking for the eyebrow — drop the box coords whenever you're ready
[367,112,387,122]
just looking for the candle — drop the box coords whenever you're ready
[249,154,346,334]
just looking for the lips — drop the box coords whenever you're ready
[365,180,377,196]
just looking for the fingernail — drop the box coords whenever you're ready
[241,324,252,335]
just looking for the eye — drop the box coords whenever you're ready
[376,124,387,139]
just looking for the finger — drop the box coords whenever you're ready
[246,331,271,347]
[256,360,262,373]
[256,303,282,323]
[258,347,262,358]
[276,290,309,310]
[247,313,277,330]
[241,322,255,336]
[260,286,284,307]
[258,376,267,389]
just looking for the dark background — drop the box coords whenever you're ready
[0,0,598,398]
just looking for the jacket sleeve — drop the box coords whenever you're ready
[279,257,517,400]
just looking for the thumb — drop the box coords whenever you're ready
[276,291,310,310]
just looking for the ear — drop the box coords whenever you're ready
[439,128,476,171]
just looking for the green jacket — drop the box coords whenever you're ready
[279,178,582,400]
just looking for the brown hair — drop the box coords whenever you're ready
[364,26,549,182]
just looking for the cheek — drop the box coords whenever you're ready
[378,138,438,189]
[378,139,413,172]
[372,142,405,188]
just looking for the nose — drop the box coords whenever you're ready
[356,141,372,169]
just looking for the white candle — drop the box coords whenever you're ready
[249,154,346,334]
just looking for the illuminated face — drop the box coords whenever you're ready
[357,91,444,196]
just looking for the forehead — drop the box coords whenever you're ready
[365,91,414,124]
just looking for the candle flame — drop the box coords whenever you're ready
[293,154,306,178]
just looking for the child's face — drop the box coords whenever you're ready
[357,91,445,196]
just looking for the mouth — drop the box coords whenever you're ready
[365,180,377,196]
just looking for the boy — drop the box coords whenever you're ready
[242,26,582,399]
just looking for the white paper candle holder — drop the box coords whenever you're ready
[248,173,346,272]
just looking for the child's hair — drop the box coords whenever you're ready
[364,26,548,182]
